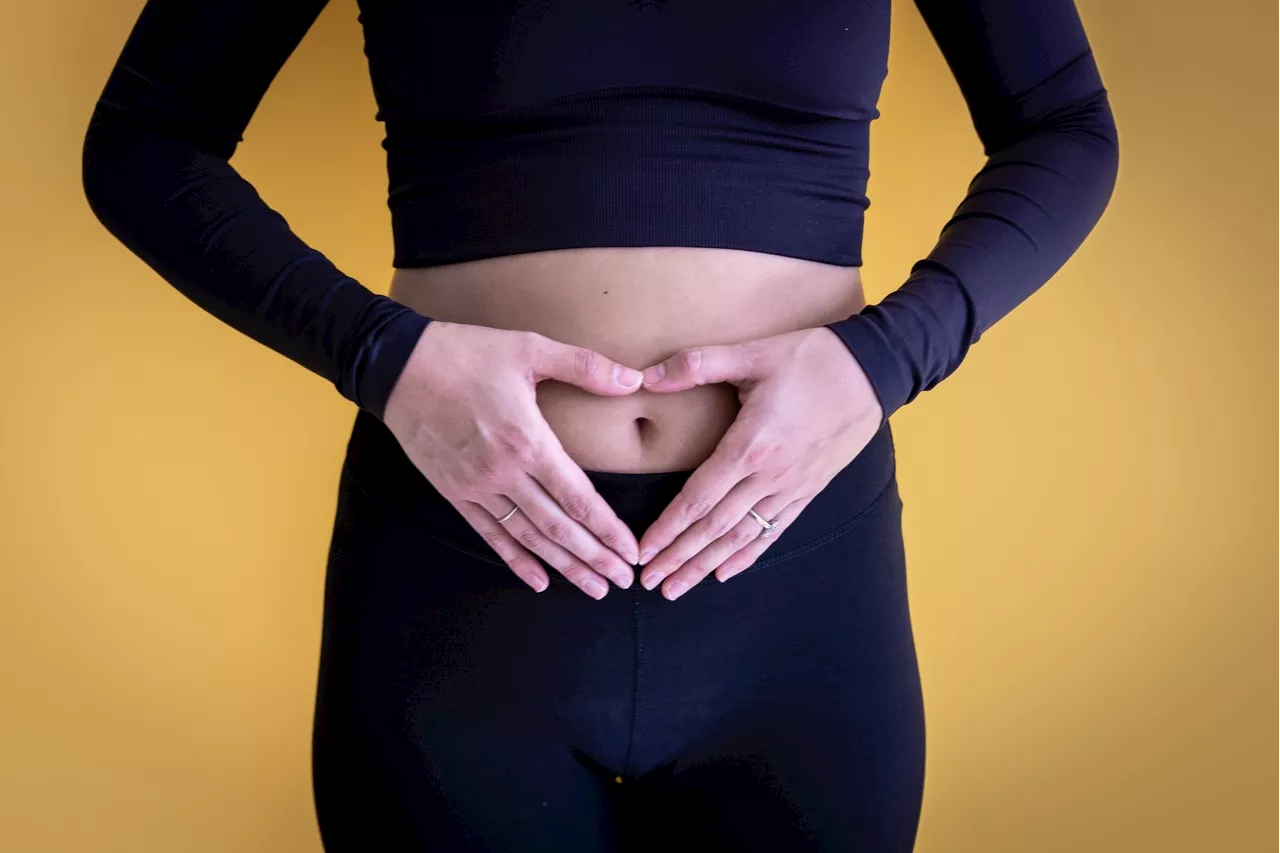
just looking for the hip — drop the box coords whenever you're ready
[331,404,899,594]
[319,405,911,740]
[314,408,919,848]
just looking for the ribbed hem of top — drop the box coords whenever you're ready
[382,87,872,269]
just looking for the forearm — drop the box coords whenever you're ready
[82,103,431,420]
[826,40,1120,427]
[80,0,433,421]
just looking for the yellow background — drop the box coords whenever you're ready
[1,0,1274,850]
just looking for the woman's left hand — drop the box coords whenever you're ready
[635,326,884,600]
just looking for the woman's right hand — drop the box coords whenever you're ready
[381,319,645,598]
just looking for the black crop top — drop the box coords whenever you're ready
[82,0,1118,425]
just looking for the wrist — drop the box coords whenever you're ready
[379,315,440,429]
[815,324,889,430]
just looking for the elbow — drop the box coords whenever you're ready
[81,141,106,231]
[1085,89,1121,220]
[1046,84,1121,166]
[1084,85,1120,167]
[1037,86,1122,220]
[81,105,122,232]
[80,101,166,246]
[978,44,1121,194]
[80,102,163,265]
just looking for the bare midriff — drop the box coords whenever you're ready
[388,247,866,474]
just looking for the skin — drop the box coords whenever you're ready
[383,246,880,600]
[632,327,883,597]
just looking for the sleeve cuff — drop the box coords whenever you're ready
[823,310,914,430]
[352,307,433,422]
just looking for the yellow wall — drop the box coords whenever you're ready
[1,1,1274,850]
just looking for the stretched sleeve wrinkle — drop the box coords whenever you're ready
[824,0,1120,427]
[81,0,432,421]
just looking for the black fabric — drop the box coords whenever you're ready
[82,0,1117,424]
[313,410,923,850]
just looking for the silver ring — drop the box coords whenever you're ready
[496,504,518,524]
[747,508,780,539]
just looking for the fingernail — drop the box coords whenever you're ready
[642,364,665,385]
[665,580,688,600]
[641,572,661,591]
[638,548,656,566]
[585,578,608,599]
[614,364,643,388]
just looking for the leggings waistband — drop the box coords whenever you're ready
[340,408,898,575]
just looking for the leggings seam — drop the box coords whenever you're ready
[623,590,642,777]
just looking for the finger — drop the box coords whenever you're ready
[527,428,641,565]
[658,492,794,601]
[508,471,635,589]
[715,495,814,584]
[473,494,612,600]
[636,416,781,565]
[451,498,550,593]
[638,474,773,590]
[527,333,645,396]
[639,341,764,392]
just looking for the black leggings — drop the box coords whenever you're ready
[312,408,925,852]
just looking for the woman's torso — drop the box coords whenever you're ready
[389,248,865,473]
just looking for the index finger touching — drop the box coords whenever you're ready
[636,437,751,565]
[531,444,641,566]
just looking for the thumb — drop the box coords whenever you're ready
[640,342,762,391]
[528,337,645,395]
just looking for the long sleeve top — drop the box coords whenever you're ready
[824,1,1120,427]
[82,0,1118,425]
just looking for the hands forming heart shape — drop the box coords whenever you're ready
[384,321,883,603]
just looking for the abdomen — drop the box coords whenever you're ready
[388,246,865,473]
